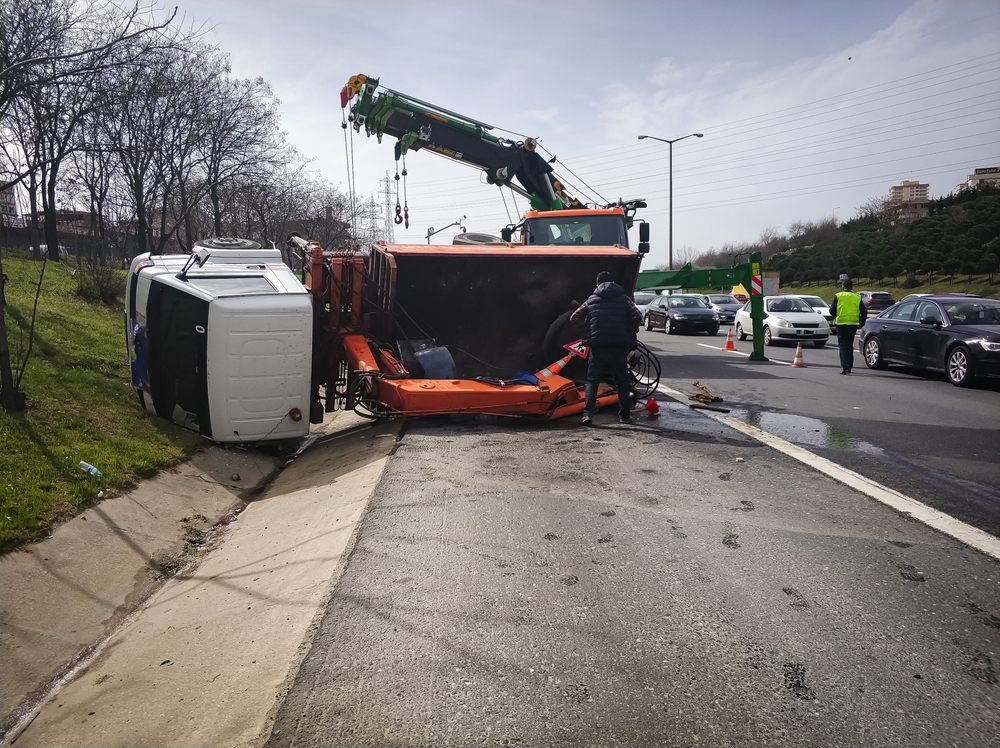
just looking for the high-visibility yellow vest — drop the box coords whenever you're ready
[834,291,862,325]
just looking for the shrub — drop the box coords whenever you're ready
[76,261,126,304]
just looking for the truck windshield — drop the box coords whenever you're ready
[525,215,628,247]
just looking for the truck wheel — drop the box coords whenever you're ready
[735,322,747,341]
[763,326,773,346]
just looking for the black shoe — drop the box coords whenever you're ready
[840,370,848,375]
[619,416,633,424]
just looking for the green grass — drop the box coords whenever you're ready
[1,253,201,553]
[781,274,1000,304]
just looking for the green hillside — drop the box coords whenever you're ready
[765,186,1000,296]
[0,253,200,552]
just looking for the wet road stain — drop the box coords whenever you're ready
[561,575,579,586]
[743,639,765,670]
[722,533,741,549]
[599,510,616,517]
[597,534,613,544]
[718,472,732,481]
[783,663,817,700]
[732,500,755,512]
[962,602,1000,629]
[896,562,925,582]
[729,407,883,455]
[955,639,998,684]
[782,587,810,608]
[543,533,559,541]
[887,540,913,548]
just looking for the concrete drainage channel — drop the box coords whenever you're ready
[1,413,399,748]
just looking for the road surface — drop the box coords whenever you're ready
[266,413,1000,747]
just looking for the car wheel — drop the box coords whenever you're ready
[735,322,747,341]
[947,345,974,387]
[863,336,887,369]
[664,318,673,335]
[707,325,719,336]
[762,326,773,346]
[813,339,826,348]
[644,315,653,331]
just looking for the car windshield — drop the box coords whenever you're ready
[634,292,657,305]
[767,297,814,313]
[801,297,828,308]
[943,300,1000,325]
[668,296,709,308]
[709,295,739,304]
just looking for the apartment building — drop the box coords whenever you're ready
[955,167,1000,195]
[888,179,929,222]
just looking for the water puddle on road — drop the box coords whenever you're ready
[727,407,884,455]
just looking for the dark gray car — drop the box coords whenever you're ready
[700,294,742,326]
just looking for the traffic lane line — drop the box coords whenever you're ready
[655,383,1000,562]
[695,342,841,367]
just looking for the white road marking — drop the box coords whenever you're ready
[656,383,1000,562]
[697,343,750,357]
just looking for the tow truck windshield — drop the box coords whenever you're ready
[525,215,628,247]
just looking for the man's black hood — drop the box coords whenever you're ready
[594,281,625,299]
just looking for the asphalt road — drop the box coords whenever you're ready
[266,416,1000,747]
[639,327,1000,539]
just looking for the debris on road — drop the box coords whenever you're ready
[688,381,723,403]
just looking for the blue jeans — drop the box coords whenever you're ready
[583,345,632,419]
[837,325,858,371]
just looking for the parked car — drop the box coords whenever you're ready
[633,291,659,319]
[698,293,743,327]
[858,294,1000,386]
[858,291,896,313]
[796,294,835,327]
[734,295,831,347]
[644,293,720,335]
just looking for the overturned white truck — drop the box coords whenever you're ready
[124,238,313,443]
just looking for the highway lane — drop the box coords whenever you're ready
[639,327,1000,539]
[266,418,1000,747]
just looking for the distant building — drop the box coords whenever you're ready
[955,167,1000,195]
[888,179,929,222]
[0,185,24,228]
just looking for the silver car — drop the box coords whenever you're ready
[734,295,831,347]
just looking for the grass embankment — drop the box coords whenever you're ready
[781,275,1000,303]
[1,254,201,553]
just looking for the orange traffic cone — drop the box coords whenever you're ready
[723,327,736,351]
[644,397,660,416]
[790,342,806,368]
[536,354,573,378]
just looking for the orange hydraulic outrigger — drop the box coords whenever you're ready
[300,238,624,421]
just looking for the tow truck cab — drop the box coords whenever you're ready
[125,241,312,443]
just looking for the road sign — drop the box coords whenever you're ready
[564,340,590,358]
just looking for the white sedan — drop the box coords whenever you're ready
[734,296,831,347]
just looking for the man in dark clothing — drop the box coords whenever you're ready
[570,271,643,425]
[828,278,867,374]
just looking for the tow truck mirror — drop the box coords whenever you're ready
[638,242,650,255]
[501,227,513,242]
[639,223,650,243]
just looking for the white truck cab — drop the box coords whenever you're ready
[125,239,313,443]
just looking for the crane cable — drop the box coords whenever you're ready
[341,107,357,239]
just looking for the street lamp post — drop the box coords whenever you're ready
[637,133,703,270]
[426,215,466,244]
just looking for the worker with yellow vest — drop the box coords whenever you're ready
[828,279,868,374]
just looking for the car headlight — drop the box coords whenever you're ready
[975,340,1000,352]
[775,318,792,328]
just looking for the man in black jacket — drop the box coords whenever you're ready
[570,271,643,425]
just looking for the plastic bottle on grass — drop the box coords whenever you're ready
[78,461,103,477]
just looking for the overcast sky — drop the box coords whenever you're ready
[180,0,999,266]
